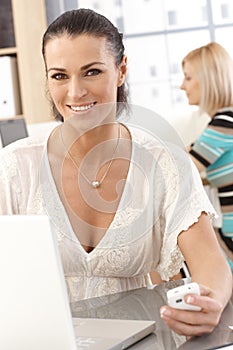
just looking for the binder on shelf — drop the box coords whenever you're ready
[0,0,15,48]
[0,56,22,118]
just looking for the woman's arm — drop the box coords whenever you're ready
[179,212,232,305]
[160,212,232,336]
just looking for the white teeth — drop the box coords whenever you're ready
[70,103,94,111]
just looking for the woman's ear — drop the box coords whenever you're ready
[118,55,127,86]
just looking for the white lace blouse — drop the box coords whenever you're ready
[0,125,215,302]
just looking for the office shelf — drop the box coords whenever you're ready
[0,0,52,123]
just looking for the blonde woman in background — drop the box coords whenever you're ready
[181,42,233,271]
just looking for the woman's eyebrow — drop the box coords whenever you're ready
[47,61,105,73]
[81,62,105,70]
[47,67,66,73]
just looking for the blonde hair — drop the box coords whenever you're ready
[182,42,233,116]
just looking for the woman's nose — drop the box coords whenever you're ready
[180,80,185,90]
[67,77,87,98]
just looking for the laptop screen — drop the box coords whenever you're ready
[0,215,77,350]
[0,118,28,147]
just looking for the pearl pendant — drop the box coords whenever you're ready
[92,180,100,188]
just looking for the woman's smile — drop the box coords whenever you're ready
[68,102,96,112]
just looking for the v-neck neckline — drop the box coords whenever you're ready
[40,124,134,257]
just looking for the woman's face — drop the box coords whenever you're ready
[44,34,127,122]
[180,61,201,106]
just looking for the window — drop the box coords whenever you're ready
[48,0,233,115]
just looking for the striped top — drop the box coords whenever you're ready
[190,109,233,236]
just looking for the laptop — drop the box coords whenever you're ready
[207,345,233,350]
[0,215,155,350]
[0,118,28,148]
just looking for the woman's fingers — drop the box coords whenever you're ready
[160,313,215,336]
[160,306,219,336]
[160,284,223,336]
[184,293,222,314]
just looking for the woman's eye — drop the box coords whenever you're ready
[51,73,67,80]
[86,69,101,77]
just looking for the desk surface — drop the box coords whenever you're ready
[71,279,233,350]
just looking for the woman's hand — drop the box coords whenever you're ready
[160,284,223,336]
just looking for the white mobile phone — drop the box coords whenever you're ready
[167,282,201,311]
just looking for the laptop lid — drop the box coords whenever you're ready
[73,318,155,350]
[0,215,155,350]
[0,215,76,350]
[207,344,233,350]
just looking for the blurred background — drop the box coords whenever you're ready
[46,0,233,116]
[1,0,233,145]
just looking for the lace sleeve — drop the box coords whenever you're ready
[155,145,216,280]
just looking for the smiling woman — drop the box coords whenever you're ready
[0,9,232,337]
[42,9,128,122]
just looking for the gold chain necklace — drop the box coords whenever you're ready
[59,123,121,189]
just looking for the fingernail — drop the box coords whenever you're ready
[187,296,194,303]
[160,308,171,317]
